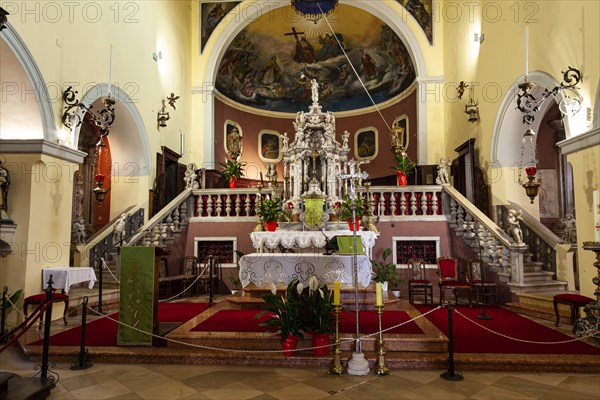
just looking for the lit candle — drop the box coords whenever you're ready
[333,281,340,305]
[375,282,383,306]
[524,24,529,77]
[108,45,113,96]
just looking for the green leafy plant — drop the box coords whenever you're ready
[371,248,402,287]
[256,196,285,223]
[337,194,372,221]
[392,153,415,174]
[255,279,304,342]
[218,158,246,181]
[300,276,334,334]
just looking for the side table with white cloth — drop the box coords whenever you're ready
[43,267,97,294]
[250,230,378,258]
[239,253,372,288]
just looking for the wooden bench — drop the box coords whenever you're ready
[553,293,593,326]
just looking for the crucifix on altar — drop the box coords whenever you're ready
[337,159,371,376]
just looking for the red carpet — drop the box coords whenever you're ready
[190,309,422,335]
[30,302,208,347]
[416,305,600,355]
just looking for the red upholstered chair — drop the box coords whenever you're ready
[23,290,69,330]
[436,257,471,306]
[553,293,593,326]
[408,258,433,305]
[466,260,498,305]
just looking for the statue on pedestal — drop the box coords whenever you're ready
[0,160,12,223]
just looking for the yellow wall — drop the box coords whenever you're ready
[569,144,599,298]
[0,154,76,299]
[2,0,193,169]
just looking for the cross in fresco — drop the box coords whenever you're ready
[284,27,305,43]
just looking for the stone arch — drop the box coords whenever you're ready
[199,0,429,164]
[73,84,151,177]
[0,23,56,142]
[490,71,578,167]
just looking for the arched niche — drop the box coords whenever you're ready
[199,0,429,165]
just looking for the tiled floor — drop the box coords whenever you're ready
[2,344,599,400]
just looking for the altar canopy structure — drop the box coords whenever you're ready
[282,80,356,230]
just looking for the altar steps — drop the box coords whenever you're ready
[166,292,447,354]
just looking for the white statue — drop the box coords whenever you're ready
[311,79,319,105]
[72,219,86,244]
[184,163,199,189]
[507,209,524,244]
[113,212,129,246]
[560,214,577,243]
[436,158,451,185]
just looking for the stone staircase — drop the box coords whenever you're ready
[514,254,568,293]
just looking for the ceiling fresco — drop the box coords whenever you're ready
[214,4,417,113]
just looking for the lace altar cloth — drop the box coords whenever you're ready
[250,230,378,258]
[239,253,372,288]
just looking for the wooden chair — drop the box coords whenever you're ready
[408,258,433,304]
[466,260,498,305]
[197,256,220,295]
[553,293,593,326]
[436,257,471,306]
[158,258,184,299]
[23,290,69,330]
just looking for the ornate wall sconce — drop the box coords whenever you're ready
[459,82,479,123]
[157,93,179,129]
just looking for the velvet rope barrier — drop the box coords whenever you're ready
[0,301,45,343]
[0,300,52,354]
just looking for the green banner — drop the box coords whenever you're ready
[118,246,155,346]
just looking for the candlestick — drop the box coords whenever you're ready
[108,45,113,96]
[333,281,340,306]
[260,172,263,184]
[375,282,382,306]
[525,24,529,77]
[374,304,390,375]
[329,304,344,375]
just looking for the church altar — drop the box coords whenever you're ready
[238,253,372,288]
[250,230,378,258]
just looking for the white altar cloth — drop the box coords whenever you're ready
[250,230,378,258]
[43,267,97,294]
[239,253,372,288]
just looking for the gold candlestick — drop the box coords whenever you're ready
[329,304,344,375]
[374,304,390,375]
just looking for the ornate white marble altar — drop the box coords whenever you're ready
[238,253,372,288]
[250,230,378,258]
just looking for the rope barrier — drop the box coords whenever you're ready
[101,257,120,284]
[4,294,26,319]
[454,308,600,344]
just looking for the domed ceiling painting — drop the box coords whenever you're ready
[215,3,417,113]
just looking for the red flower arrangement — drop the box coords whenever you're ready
[525,166,537,176]
[95,174,105,184]
[287,201,294,210]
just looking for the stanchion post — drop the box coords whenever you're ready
[71,296,93,370]
[97,257,104,313]
[209,255,214,307]
[1,286,7,342]
[41,276,54,381]
[329,304,344,375]
[440,305,463,381]
[374,304,389,375]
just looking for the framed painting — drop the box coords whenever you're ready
[354,127,378,161]
[392,115,410,151]
[258,131,282,163]
[224,120,242,158]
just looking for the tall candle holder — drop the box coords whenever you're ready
[330,304,344,375]
[374,304,390,375]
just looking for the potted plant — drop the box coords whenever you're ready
[254,279,304,356]
[218,158,246,188]
[392,153,415,186]
[300,276,334,356]
[338,194,371,231]
[256,196,285,231]
[371,248,401,292]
